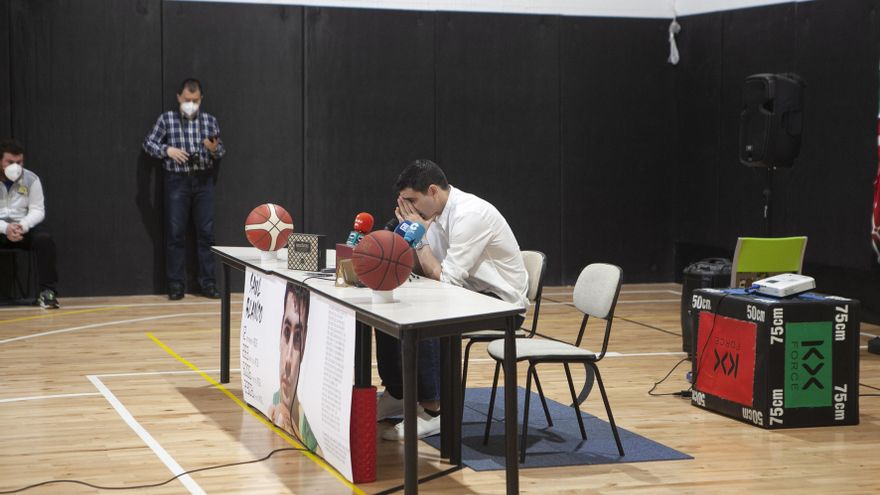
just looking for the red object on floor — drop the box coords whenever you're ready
[350,386,377,483]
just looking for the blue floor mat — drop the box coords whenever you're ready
[421,387,692,471]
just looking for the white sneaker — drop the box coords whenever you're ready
[376,391,404,421]
[381,408,441,441]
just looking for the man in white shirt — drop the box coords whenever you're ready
[377,159,528,440]
[0,139,60,308]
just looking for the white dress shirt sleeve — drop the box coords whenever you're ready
[439,213,492,287]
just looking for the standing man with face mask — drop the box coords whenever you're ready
[0,139,60,308]
[143,78,226,300]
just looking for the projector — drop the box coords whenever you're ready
[752,273,815,297]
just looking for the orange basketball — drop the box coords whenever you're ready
[245,203,294,251]
[352,230,414,291]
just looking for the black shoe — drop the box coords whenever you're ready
[38,289,60,309]
[201,285,221,299]
[168,284,185,300]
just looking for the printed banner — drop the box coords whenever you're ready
[297,293,356,479]
[695,312,757,407]
[240,268,355,481]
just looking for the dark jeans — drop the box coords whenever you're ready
[164,171,216,289]
[376,330,441,403]
[375,296,525,404]
[0,224,58,291]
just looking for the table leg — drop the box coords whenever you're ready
[220,262,231,384]
[503,315,519,494]
[440,337,451,459]
[402,331,419,494]
[450,334,462,466]
[355,322,372,387]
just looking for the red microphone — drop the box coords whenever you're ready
[347,212,374,246]
[353,212,374,233]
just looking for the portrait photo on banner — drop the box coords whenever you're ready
[239,268,356,480]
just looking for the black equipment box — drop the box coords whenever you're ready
[681,258,731,357]
[689,288,860,429]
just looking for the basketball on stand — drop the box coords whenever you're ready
[244,203,294,251]
[352,230,413,291]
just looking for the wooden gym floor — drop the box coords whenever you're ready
[1,283,879,494]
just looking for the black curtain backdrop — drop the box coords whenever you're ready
[436,12,562,282]
[0,0,10,139]
[561,15,675,284]
[304,7,434,244]
[3,0,878,319]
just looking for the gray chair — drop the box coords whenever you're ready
[482,262,624,462]
[460,250,548,423]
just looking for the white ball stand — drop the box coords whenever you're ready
[372,290,394,304]
[259,249,277,265]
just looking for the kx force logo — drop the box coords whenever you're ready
[714,348,739,378]
[785,322,833,408]
[712,336,741,378]
[794,341,825,391]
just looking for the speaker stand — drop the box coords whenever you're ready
[762,166,774,237]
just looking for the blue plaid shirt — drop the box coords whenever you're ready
[143,110,226,172]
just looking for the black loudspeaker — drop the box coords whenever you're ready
[739,73,805,167]
[680,258,731,357]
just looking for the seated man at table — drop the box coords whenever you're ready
[376,159,529,440]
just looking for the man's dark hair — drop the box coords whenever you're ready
[284,283,310,317]
[394,159,449,194]
[0,139,25,157]
[178,78,203,95]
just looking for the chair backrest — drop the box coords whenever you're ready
[573,263,622,320]
[521,250,547,336]
[572,263,622,356]
[730,236,807,287]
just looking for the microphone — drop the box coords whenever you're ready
[345,212,374,247]
[384,217,400,231]
[403,222,426,247]
[393,220,413,238]
[354,212,374,233]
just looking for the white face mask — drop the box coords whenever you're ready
[180,101,199,118]
[4,163,22,182]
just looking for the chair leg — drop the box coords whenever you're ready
[482,361,501,445]
[461,339,476,422]
[591,363,624,456]
[564,363,587,440]
[11,252,23,299]
[531,366,553,427]
[520,363,534,464]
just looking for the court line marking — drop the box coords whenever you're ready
[542,289,681,297]
[0,300,240,312]
[541,298,680,306]
[87,375,205,495]
[0,392,102,403]
[96,369,236,378]
[0,312,216,344]
[0,306,127,325]
[147,333,366,495]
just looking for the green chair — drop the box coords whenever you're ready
[730,236,808,288]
